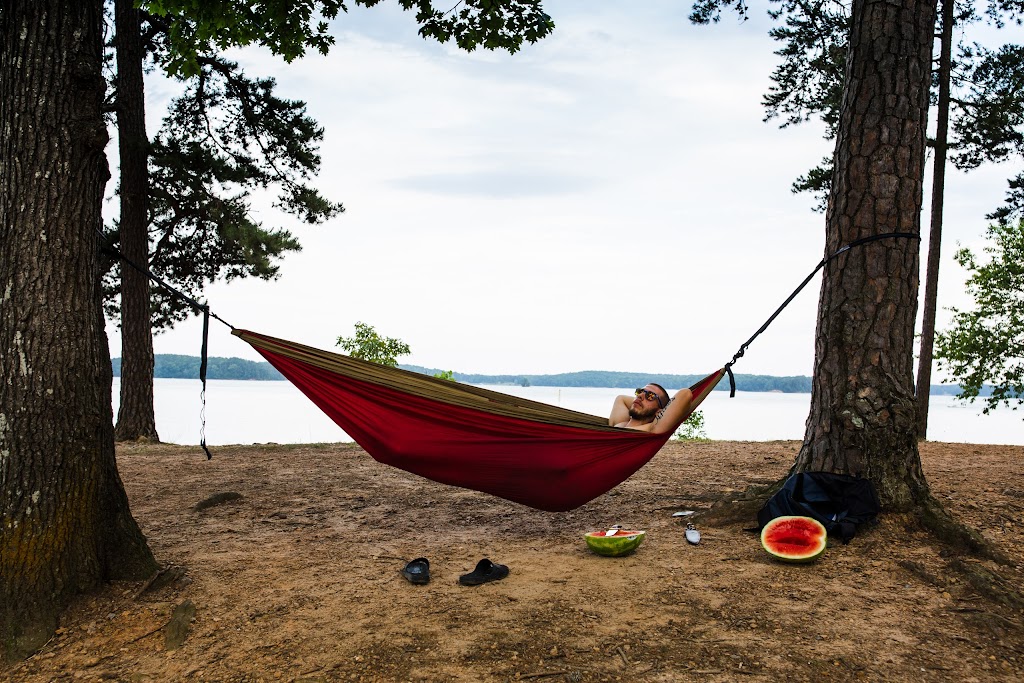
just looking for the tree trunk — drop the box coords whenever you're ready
[113,0,159,442]
[794,0,937,510]
[0,0,158,662]
[915,0,953,440]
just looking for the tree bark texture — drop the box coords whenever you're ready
[914,0,953,440]
[113,0,159,442]
[0,0,158,662]
[795,0,937,510]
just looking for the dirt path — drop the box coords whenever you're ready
[5,440,1023,682]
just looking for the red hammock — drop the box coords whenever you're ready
[235,330,725,512]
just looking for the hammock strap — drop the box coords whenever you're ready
[96,228,233,456]
[723,231,921,397]
[199,307,212,459]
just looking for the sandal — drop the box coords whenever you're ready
[401,557,431,585]
[458,558,509,586]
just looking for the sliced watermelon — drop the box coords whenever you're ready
[584,529,646,557]
[760,515,827,563]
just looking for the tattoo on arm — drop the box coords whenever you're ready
[652,397,676,426]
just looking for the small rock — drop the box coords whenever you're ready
[164,600,196,651]
[192,491,243,512]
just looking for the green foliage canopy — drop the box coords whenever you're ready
[143,0,556,77]
[336,321,412,367]
[935,220,1024,414]
[102,17,343,330]
[692,0,1024,216]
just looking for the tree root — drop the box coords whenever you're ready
[133,565,187,600]
[694,481,782,527]
[914,495,1013,565]
[946,558,1024,612]
[1,610,58,664]
[896,559,943,586]
[695,481,1015,568]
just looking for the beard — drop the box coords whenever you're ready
[628,404,658,420]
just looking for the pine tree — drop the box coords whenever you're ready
[740,0,1024,437]
[691,0,1011,561]
[106,7,343,440]
[1,0,554,661]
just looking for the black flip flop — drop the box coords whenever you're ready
[401,557,430,585]
[458,558,509,586]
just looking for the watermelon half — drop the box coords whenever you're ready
[585,529,646,557]
[760,516,827,563]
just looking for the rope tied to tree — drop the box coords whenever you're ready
[722,231,922,397]
[96,228,235,458]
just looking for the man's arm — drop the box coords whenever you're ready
[609,394,634,426]
[647,388,695,435]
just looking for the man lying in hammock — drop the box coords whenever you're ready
[609,384,694,434]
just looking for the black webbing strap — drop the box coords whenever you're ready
[722,231,921,396]
[96,229,233,457]
[199,307,212,459]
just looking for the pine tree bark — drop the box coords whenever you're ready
[113,0,159,442]
[794,0,937,509]
[0,0,158,662]
[915,0,953,440]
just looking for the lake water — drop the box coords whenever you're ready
[114,378,1023,447]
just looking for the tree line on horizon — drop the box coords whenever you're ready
[114,355,996,396]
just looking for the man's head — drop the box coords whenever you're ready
[629,383,670,420]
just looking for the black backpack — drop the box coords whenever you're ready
[756,472,880,544]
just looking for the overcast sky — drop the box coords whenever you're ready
[106,0,1017,381]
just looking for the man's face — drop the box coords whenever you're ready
[629,384,666,420]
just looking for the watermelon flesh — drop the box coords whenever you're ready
[760,516,827,563]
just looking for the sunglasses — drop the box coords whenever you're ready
[635,388,666,408]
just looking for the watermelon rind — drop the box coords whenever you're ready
[760,515,827,564]
[585,530,646,557]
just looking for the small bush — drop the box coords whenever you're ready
[674,410,709,441]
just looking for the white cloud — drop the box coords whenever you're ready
[108,0,1019,383]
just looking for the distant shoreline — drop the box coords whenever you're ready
[112,354,978,396]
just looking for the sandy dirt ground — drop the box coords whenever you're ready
[4,439,1023,683]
